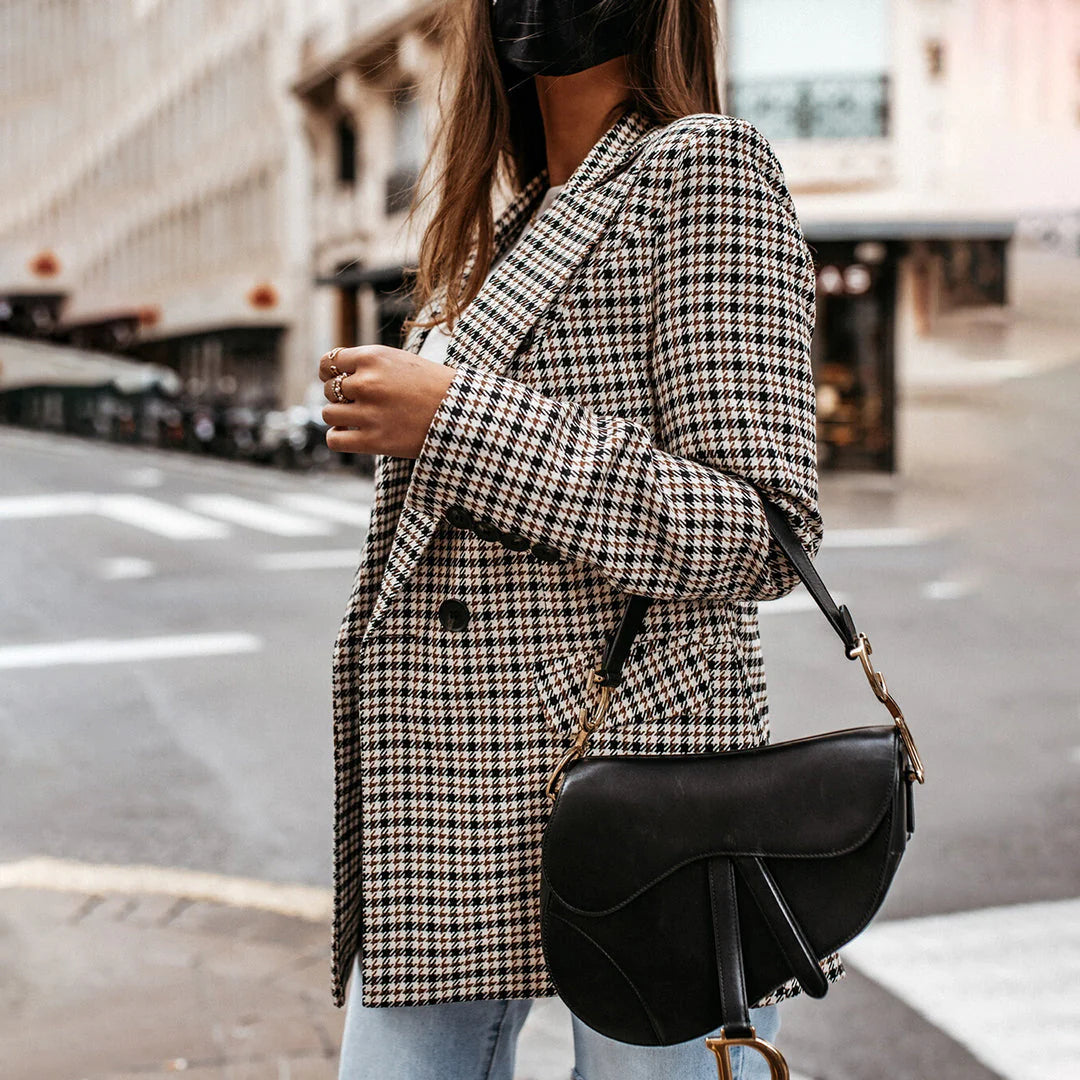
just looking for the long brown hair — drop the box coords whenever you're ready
[401,0,724,339]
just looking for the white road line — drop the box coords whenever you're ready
[759,588,848,615]
[97,493,231,539]
[821,527,938,548]
[258,549,360,571]
[275,491,372,526]
[186,494,336,537]
[909,358,1042,386]
[0,492,231,539]
[98,557,155,580]
[922,578,976,600]
[842,897,1080,1080]
[0,493,97,518]
[0,632,261,669]
[0,856,331,922]
[121,466,165,488]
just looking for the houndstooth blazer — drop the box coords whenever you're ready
[329,105,844,1010]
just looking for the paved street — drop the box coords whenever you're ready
[0,434,371,888]
[1,341,1078,1078]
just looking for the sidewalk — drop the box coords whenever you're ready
[0,875,340,1080]
[0,861,570,1080]
[0,861,814,1080]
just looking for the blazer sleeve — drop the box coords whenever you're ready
[405,116,822,603]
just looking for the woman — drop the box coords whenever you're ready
[319,1,841,1077]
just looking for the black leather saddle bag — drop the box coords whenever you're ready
[539,489,925,1071]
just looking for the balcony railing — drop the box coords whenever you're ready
[726,74,890,141]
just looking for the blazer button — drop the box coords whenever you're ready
[472,517,504,543]
[498,530,532,552]
[438,598,470,631]
[531,542,564,563]
[443,505,475,530]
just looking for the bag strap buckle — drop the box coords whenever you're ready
[847,632,925,784]
[545,668,613,801]
[705,1027,790,1080]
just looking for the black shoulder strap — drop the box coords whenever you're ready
[594,490,859,688]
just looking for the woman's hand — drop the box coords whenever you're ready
[318,344,458,459]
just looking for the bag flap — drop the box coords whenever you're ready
[542,726,902,913]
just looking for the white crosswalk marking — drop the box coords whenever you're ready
[185,494,336,537]
[0,491,369,541]
[0,492,230,538]
[842,897,1080,1080]
[759,587,848,614]
[922,577,977,600]
[275,492,372,526]
[0,632,262,669]
[0,493,97,518]
[259,549,360,571]
[822,527,938,547]
[121,467,165,488]
[97,494,230,539]
[98,557,155,580]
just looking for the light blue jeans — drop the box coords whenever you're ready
[337,956,782,1080]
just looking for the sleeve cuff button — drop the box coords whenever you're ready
[531,543,564,563]
[498,531,532,552]
[443,505,475,530]
[472,518,505,543]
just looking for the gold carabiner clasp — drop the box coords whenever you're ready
[705,1027,790,1080]
[545,669,613,801]
[847,632,925,784]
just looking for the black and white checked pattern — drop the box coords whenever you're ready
[329,106,842,1010]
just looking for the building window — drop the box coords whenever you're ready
[336,115,357,184]
[924,39,945,80]
[385,84,424,215]
[335,260,359,346]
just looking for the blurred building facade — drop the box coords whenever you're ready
[291,0,442,358]
[0,0,314,410]
[724,0,1080,469]
[4,0,1075,466]
[295,0,1078,472]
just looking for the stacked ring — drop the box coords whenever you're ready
[331,371,350,403]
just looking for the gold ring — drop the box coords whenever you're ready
[326,346,344,376]
[331,371,350,403]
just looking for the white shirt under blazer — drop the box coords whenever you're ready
[418,181,566,366]
[329,106,842,1010]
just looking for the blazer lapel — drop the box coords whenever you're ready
[362,106,663,635]
[399,168,549,354]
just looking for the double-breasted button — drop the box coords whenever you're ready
[472,517,505,543]
[443,505,475,530]
[498,530,532,552]
[530,542,564,563]
[437,598,470,631]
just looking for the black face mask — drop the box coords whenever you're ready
[491,0,639,79]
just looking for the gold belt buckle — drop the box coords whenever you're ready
[705,1027,790,1080]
